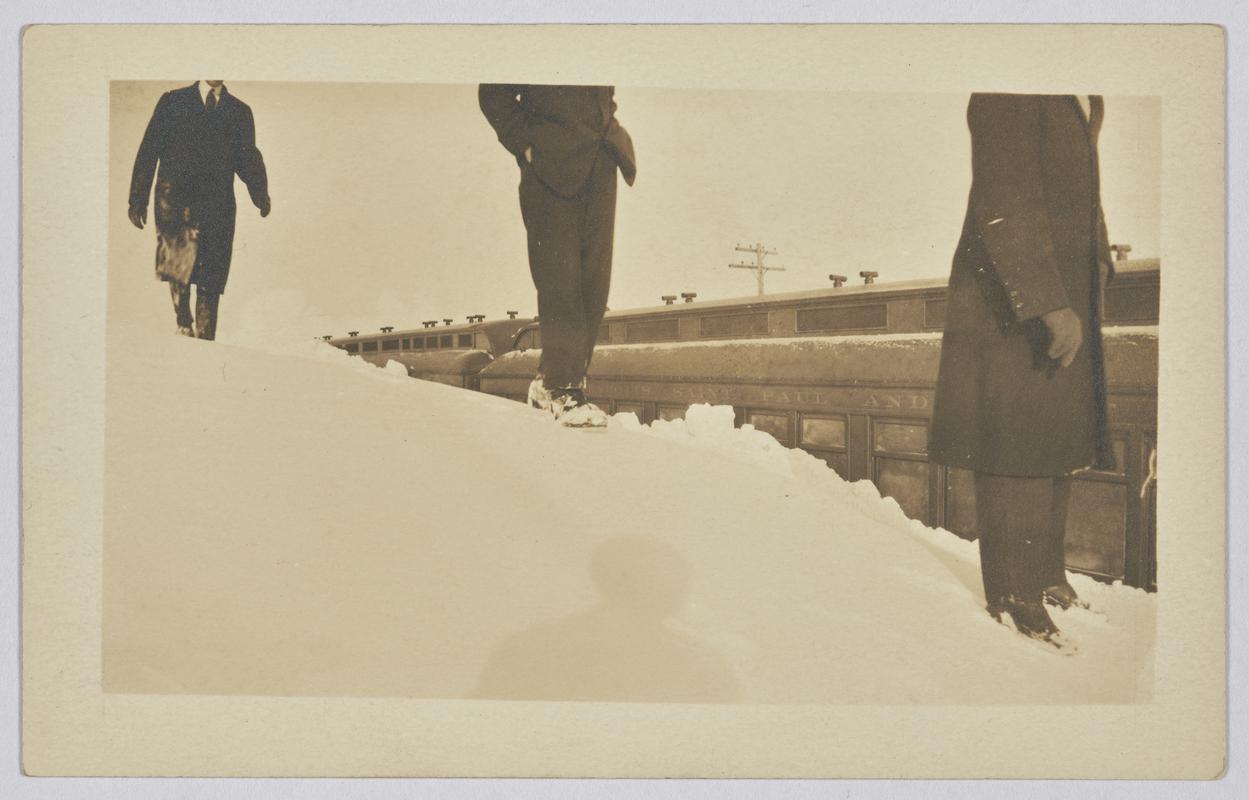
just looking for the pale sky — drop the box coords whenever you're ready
[108,82,1160,342]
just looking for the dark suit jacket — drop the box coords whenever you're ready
[478,84,636,198]
[929,94,1115,477]
[129,83,268,294]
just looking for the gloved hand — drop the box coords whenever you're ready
[1042,306,1083,369]
[128,204,147,230]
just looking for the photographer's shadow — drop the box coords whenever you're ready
[472,535,739,703]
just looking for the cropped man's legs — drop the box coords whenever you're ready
[974,473,1062,605]
[521,170,590,390]
[194,288,221,341]
[1041,476,1074,590]
[169,281,193,332]
[578,154,618,378]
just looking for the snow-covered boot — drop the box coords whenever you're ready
[988,595,1078,654]
[550,388,608,429]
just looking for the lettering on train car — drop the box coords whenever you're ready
[862,392,930,410]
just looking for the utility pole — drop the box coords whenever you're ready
[729,242,785,296]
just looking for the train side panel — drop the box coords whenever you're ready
[480,329,1158,588]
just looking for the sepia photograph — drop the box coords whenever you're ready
[102,79,1161,701]
[16,21,1229,782]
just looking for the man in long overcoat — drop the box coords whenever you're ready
[479,84,636,427]
[929,93,1116,649]
[129,80,270,340]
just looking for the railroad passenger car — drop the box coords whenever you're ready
[325,315,530,390]
[508,258,1159,350]
[481,259,1160,588]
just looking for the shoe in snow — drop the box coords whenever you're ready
[550,388,608,429]
[988,596,1077,654]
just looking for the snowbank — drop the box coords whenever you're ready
[102,330,1155,704]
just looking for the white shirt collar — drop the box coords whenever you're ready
[197,81,221,106]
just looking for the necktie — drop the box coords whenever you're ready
[206,91,217,112]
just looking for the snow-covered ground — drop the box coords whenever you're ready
[102,329,1156,704]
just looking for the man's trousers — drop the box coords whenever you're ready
[519,149,618,391]
[974,473,1073,604]
[169,281,222,341]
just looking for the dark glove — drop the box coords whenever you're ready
[128,204,147,230]
[258,196,271,218]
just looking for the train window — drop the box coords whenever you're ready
[1103,284,1160,324]
[796,303,888,333]
[440,335,453,348]
[873,421,928,456]
[923,299,947,330]
[426,336,439,349]
[615,401,644,418]
[625,318,680,343]
[412,337,424,350]
[343,342,359,354]
[800,416,846,449]
[597,323,612,343]
[515,329,541,351]
[812,451,850,480]
[1079,438,1128,477]
[402,338,410,349]
[700,312,768,338]
[944,467,977,539]
[381,339,400,351]
[458,333,473,348]
[361,341,378,353]
[1064,481,1128,578]
[657,405,686,422]
[748,412,790,444]
[875,458,931,523]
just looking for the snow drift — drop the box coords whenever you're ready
[102,330,1155,704]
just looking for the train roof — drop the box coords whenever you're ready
[328,258,1159,340]
[510,257,1161,328]
[326,315,529,344]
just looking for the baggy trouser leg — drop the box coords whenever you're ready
[170,281,193,330]
[578,153,618,379]
[195,288,221,341]
[974,473,1062,604]
[520,166,593,391]
[1041,476,1073,589]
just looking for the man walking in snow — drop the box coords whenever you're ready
[478,84,636,428]
[129,80,271,340]
[929,94,1117,651]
